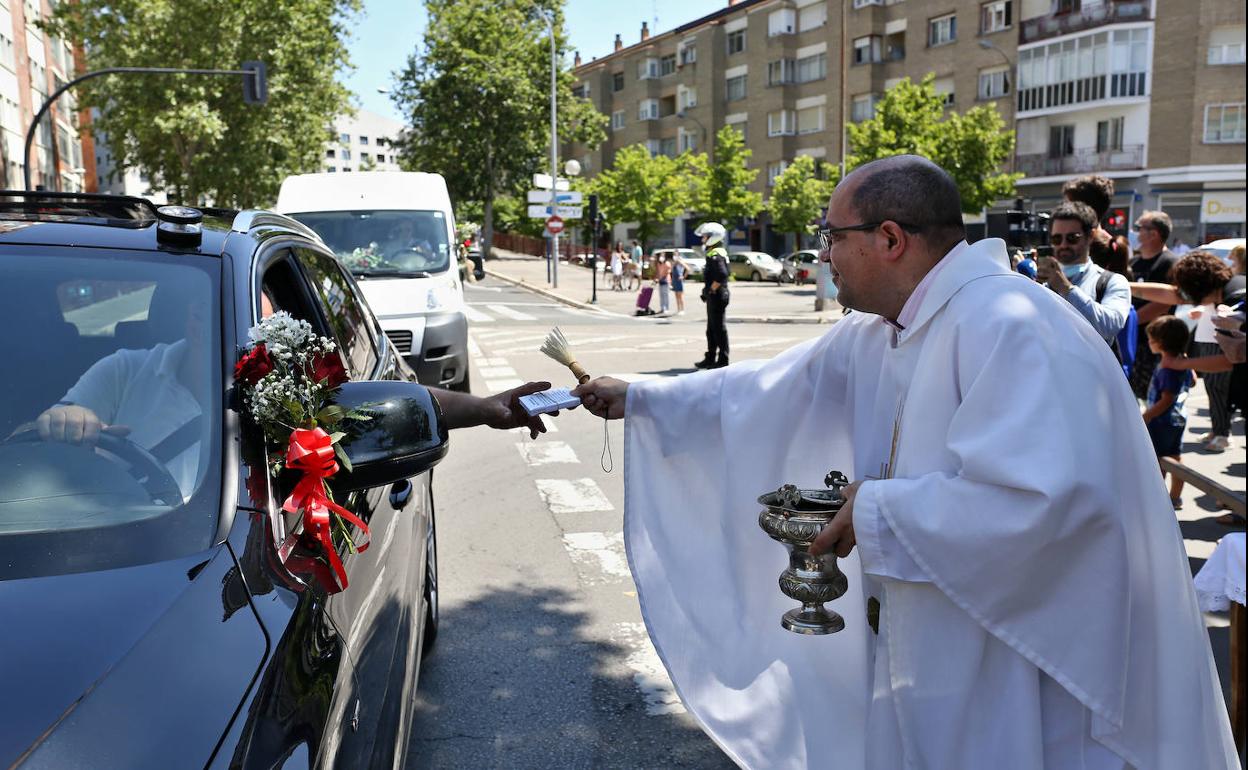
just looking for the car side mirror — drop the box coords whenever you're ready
[330,380,449,492]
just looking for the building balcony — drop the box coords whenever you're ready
[1016,144,1144,178]
[1017,71,1147,113]
[1020,1,1151,45]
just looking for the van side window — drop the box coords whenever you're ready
[296,248,379,378]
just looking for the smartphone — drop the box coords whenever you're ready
[1035,245,1055,259]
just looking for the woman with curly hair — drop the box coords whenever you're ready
[1131,250,1246,454]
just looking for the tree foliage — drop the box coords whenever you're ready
[695,125,763,226]
[393,0,606,256]
[768,155,831,237]
[842,74,1019,213]
[45,0,358,207]
[589,145,702,250]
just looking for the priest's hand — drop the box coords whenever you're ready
[572,376,629,420]
[810,480,862,558]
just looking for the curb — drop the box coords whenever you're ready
[484,267,841,325]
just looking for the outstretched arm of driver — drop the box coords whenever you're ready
[432,381,560,439]
[571,377,629,420]
[36,404,106,445]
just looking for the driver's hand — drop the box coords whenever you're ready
[36,405,128,446]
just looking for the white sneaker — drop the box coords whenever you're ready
[1204,435,1230,452]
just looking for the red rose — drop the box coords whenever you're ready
[235,344,274,384]
[306,352,349,388]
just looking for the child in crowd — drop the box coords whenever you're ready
[1142,315,1194,508]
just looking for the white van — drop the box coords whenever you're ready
[277,172,469,391]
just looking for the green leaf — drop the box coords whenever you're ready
[317,404,346,423]
[334,441,353,473]
[329,431,347,444]
[285,399,305,423]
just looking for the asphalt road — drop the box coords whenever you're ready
[406,277,1245,768]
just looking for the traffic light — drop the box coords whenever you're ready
[1106,208,1128,233]
[587,193,599,227]
[241,61,268,105]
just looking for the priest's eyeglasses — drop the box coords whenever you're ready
[817,221,921,251]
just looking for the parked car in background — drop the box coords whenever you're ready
[652,247,704,279]
[277,171,471,392]
[779,250,820,285]
[0,191,448,769]
[728,250,783,282]
[1202,238,1245,267]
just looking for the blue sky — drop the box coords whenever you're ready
[343,0,727,122]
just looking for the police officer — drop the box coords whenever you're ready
[694,222,730,369]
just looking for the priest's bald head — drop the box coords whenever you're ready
[823,155,966,320]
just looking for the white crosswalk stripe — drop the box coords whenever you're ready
[562,531,630,581]
[478,365,518,378]
[484,377,525,393]
[486,303,538,321]
[534,478,614,513]
[516,440,580,465]
[611,622,685,715]
[462,304,493,323]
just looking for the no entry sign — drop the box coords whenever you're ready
[545,215,565,236]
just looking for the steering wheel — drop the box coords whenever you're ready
[4,429,184,506]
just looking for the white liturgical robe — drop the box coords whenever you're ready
[622,239,1238,769]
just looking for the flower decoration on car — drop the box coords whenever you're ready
[234,310,372,593]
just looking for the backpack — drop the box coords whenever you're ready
[1096,270,1137,378]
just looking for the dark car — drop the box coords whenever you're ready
[0,192,446,769]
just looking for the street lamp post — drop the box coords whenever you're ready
[23,63,267,191]
[547,14,561,289]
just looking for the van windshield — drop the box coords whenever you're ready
[291,210,451,277]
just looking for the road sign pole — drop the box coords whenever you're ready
[548,18,559,289]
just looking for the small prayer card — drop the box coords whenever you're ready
[518,387,581,416]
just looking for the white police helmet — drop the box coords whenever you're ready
[694,221,727,248]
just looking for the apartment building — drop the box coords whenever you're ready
[571,0,1245,248]
[322,109,405,174]
[0,0,94,192]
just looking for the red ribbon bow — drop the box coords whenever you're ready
[282,427,370,593]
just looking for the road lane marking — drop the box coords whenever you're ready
[462,304,493,323]
[486,304,538,321]
[534,478,614,513]
[466,335,483,358]
[611,622,685,715]
[485,378,525,393]
[516,440,580,465]
[511,417,558,434]
[478,365,518,378]
[562,531,630,580]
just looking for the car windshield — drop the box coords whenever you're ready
[0,249,223,580]
[291,210,451,277]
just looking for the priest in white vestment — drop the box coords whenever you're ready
[573,156,1238,770]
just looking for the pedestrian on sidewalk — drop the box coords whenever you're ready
[631,239,644,278]
[624,253,641,291]
[654,254,672,314]
[694,222,730,369]
[610,242,624,291]
[1141,315,1193,508]
[671,252,687,315]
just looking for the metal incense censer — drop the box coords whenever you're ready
[757,470,851,635]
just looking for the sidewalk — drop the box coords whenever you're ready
[483,249,844,325]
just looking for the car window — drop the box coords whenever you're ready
[0,249,223,579]
[290,210,451,277]
[296,248,379,378]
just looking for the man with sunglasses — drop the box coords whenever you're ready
[572,155,1235,769]
[1038,201,1131,344]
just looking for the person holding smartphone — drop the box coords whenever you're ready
[1037,201,1132,346]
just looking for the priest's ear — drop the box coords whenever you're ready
[877,220,911,262]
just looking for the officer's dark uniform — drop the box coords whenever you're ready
[698,246,730,368]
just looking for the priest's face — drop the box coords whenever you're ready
[822,184,886,315]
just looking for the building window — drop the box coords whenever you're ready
[767,160,789,186]
[679,42,697,65]
[1017,28,1150,113]
[327,167,337,173]
[1207,26,1246,66]
[726,74,747,102]
[361,152,371,162]
[612,110,625,130]
[613,71,625,91]
[980,1,1012,34]
[977,68,1010,99]
[853,35,882,65]
[726,29,747,55]
[767,59,795,86]
[768,109,796,136]
[679,86,698,109]
[339,133,350,144]
[0,32,14,72]
[768,8,796,36]
[639,99,659,121]
[660,54,677,76]
[796,105,824,134]
[929,14,957,47]
[659,137,678,157]
[799,4,828,32]
[727,121,748,142]
[853,0,882,7]
[680,129,698,153]
[645,139,662,157]
[1048,124,1075,158]
[638,57,659,80]
[1096,117,1124,152]
[1204,103,1246,143]
[341,149,352,161]
[359,136,369,145]
[851,93,878,122]
[796,52,827,83]
[326,148,336,158]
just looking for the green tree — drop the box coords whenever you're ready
[393,0,606,257]
[695,125,763,226]
[842,74,1019,213]
[589,145,700,250]
[768,155,831,247]
[45,0,358,207]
